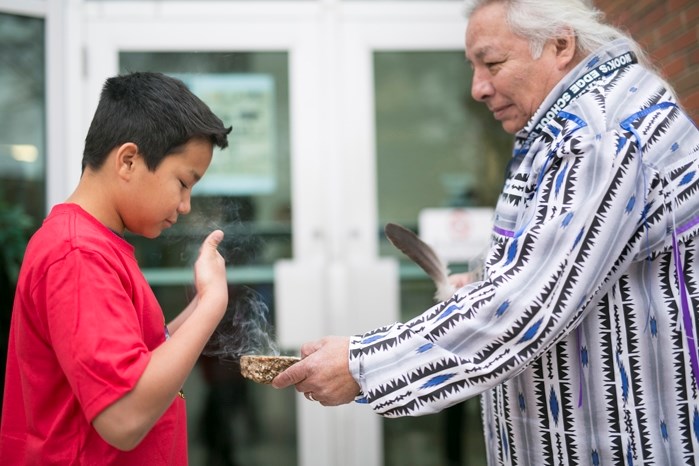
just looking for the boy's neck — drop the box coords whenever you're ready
[66,172,125,236]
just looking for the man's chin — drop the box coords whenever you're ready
[500,122,519,134]
[499,119,526,135]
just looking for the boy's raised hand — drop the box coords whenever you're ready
[93,229,229,448]
[194,230,228,313]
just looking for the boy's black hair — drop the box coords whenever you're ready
[82,72,232,172]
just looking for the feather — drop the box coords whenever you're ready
[384,222,455,301]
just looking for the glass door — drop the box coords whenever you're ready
[337,10,510,465]
[82,5,324,465]
[80,2,507,465]
[373,50,512,466]
[118,50,297,466]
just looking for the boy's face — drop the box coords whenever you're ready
[121,138,213,238]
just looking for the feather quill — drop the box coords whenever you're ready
[384,222,455,302]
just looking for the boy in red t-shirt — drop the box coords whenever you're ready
[0,72,232,465]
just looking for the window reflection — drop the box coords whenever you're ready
[0,13,46,239]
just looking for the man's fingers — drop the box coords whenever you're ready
[448,271,474,288]
[300,340,323,358]
[272,362,306,389]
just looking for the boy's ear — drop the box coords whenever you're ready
[115,142,140,180]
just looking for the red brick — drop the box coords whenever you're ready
[596,0,698,124]
[673,29,699,50]
[631,0,661,17]
[651,43,673,61]
[656,15,685,39]
[684,90,699,108]
[625,5,666,36]
[636,4,667,31]
[674,73,699,93]
[598,0,625,17]
[609,10,632,28]
[685,3,699,25]
[651,30,696,61]
[681,90,699,124]
[660,55,687,79]
[690,47,699,66]
[669,0,693,10]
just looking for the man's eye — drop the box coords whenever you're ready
[179,180,188,189]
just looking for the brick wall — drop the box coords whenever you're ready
[594,0,699,123]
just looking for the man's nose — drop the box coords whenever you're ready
[471,70,494,102]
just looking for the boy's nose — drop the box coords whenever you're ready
[178,193,191,215]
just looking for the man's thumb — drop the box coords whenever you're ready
[272,365,303,389]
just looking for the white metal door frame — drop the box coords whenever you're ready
[0,0,81,214]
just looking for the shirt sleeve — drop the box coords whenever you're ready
[349,120,656,417]
[40,248,152,422]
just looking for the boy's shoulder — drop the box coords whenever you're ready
[23,203,135,274]
[37,202,126,241]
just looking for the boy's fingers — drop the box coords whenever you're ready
[204,230,224,250]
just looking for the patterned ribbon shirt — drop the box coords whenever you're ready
[348,39,699,466]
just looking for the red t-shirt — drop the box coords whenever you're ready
[0,203,187,465]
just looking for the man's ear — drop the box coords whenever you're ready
[115,142,140,180]
[555,28,577,70]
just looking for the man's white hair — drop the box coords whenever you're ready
[464,0,649,66]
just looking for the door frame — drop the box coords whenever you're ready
[0,0,78,214]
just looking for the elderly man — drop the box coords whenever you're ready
[274,0,699,464]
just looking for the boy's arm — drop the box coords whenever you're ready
[166,294,200,335]
[92,230,228,451]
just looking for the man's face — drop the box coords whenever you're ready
[465,2,569,134]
